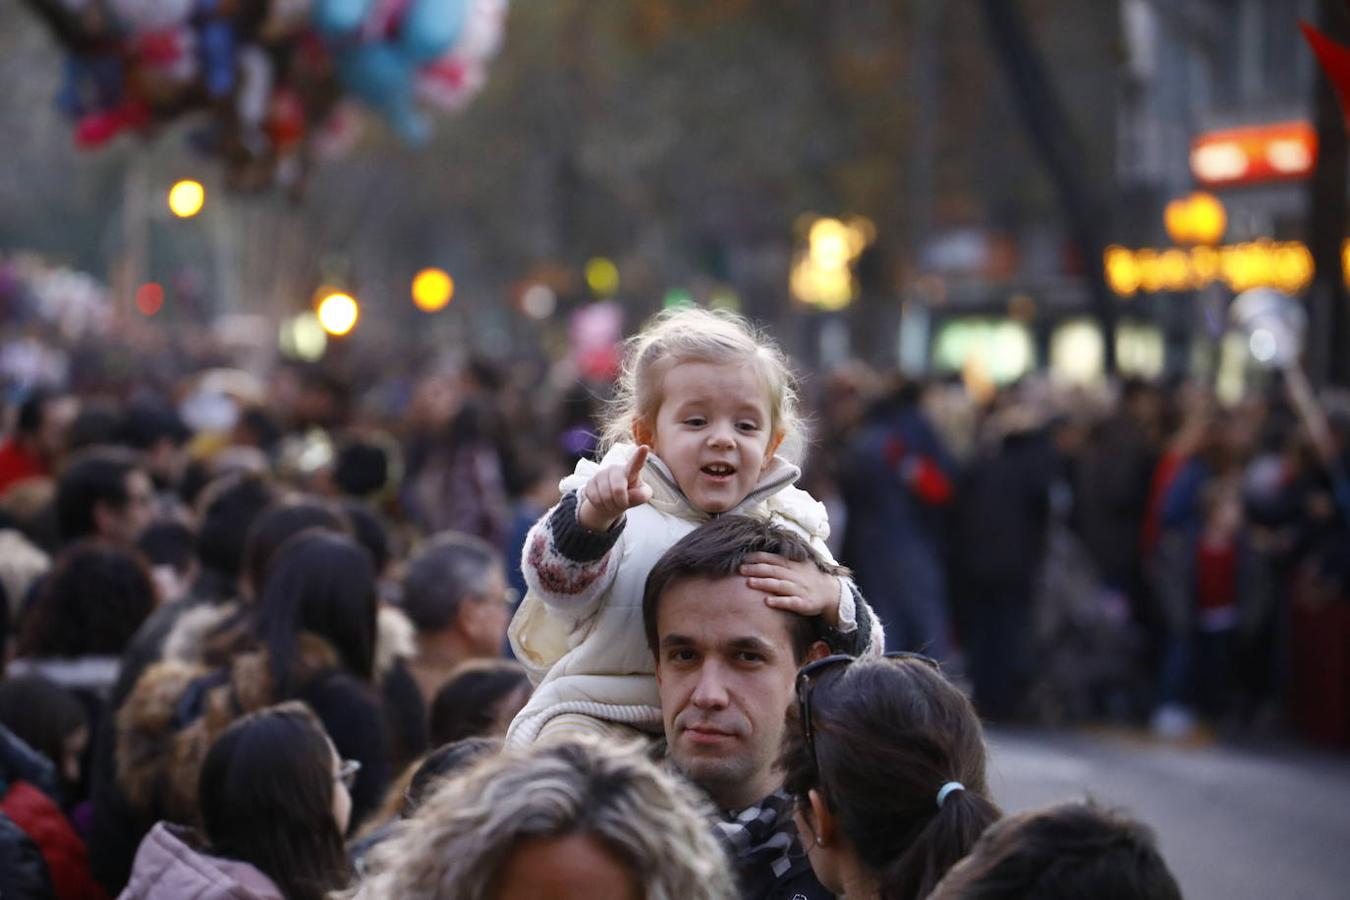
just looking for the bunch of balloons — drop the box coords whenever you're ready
[22,0,509,193]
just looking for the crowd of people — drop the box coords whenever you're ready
[6,298,1333,897]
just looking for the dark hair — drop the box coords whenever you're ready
[241,499,348,598]
[929,801,1182,900]
[642,516,844,663]
[429,661,531,747]
[195,473,277,579]
[334,441,389,499]
[401,531,501,633]
[18,541,156,658]
[199,702,351,900]
[403,737,500,817]
[54,447,139,543]
[0,676,87,774]
[782,658,1001,900]
[117,401,190,451]
[15,389,54,437]
[136,519,195,575]
[253,531,377,697]
[340,500,392,576]
[65,401,122,453]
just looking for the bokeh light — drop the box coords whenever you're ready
[585,257,620,296]
[412,268,454,312]
[168,180,205,218]
[316,292,359,336]
[135,282,164,316]
[520,283,557,319]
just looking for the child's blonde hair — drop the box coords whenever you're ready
[600,307,804,462]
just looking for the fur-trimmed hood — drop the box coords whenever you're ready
[116,632,344,826]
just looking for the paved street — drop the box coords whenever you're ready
[986,728,1350,900]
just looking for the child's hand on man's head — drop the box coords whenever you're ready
[741,552,841,628]
[578,445,655,532]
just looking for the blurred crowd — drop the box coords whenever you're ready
[807,364,1350,744]
[0,257,1328,896]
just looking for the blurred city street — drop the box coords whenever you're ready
[989,727,1350,899]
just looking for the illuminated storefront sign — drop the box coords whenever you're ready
[1104,240,1350,297]
[1190,122,1317,187]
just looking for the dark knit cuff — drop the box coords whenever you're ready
[548,490,626,562]
[823,580,874,655]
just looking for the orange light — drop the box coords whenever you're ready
[135,282,164,316]
[411,268,454,312]
[1190,122,1316,187]
[1164,192,1227,246]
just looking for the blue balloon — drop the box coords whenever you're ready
[400,0,469,62]
[338,44,430,143]
[312,0,373,38]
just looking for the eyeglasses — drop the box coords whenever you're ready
[336,758,361,791]
[795,651,940,772]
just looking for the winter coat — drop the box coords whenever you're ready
[114,608,390,836]
[507,443,881,747]
[92,604,412,894]
[119,823,284,900]
[0,809,54,900]
[1,722,104,900]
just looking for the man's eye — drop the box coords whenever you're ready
[669,650,697,663]
[736,652,765,664]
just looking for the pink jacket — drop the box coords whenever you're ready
[118,823,285,900]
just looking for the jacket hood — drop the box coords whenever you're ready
[121,822,285,900]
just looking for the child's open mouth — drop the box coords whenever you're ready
[700,463,736,480]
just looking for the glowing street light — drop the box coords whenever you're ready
[412,268,454,312]
[168,180,205,218]
[316,292,359,336]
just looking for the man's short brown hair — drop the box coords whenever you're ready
[642,516,847,664]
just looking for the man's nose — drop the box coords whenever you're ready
[690,662,730,709]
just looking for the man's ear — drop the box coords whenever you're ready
[804,640,832,664]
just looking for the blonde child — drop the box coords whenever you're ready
[506,308,884,746]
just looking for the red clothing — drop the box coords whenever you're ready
[1140,450,1186,556]
[1,780,108,900]
[1195,541,1237,612]
[0,438,49,494]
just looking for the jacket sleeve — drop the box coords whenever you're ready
[825,577,885,657]
[521,490,625,626]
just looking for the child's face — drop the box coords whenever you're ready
[638,360,780,513]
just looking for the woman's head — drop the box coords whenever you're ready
[929,801,1182,900]
[359,737,735,900]
[253,530,377,696]
[429,660,531,746]
[602,307,803,468]
[784,655,1001,900]
[199,702,351,900]
[17,540,156,658]
[240,498,349,598]
[0,675,88,789]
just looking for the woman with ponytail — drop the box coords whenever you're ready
[782,653,1002,900]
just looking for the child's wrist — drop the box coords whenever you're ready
[577,499,620,533]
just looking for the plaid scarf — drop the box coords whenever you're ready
[714,789,827,900]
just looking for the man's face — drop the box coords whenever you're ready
[103,469,155,545]
[654,574,812,810]
[459,565,513,658]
